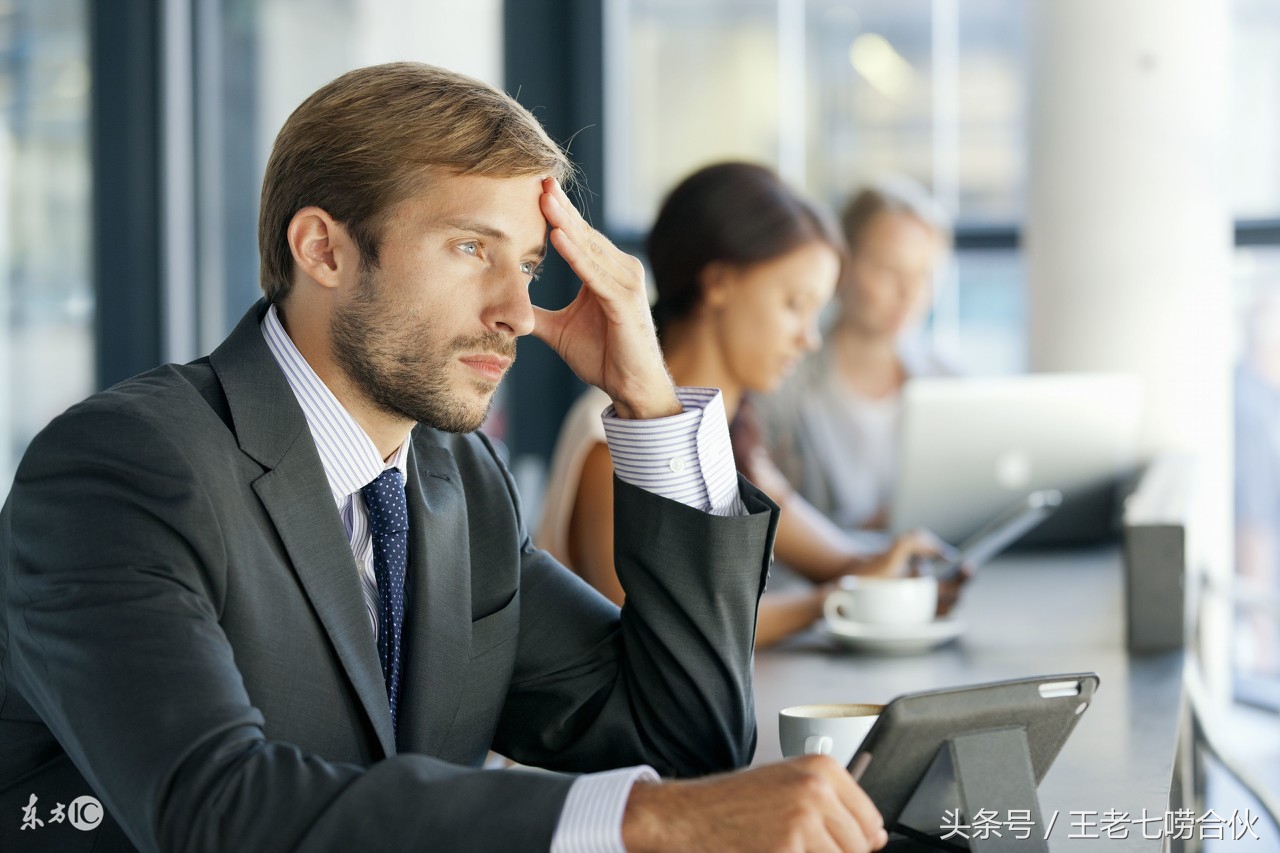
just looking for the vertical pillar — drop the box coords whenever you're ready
[1026,0,1232,694]
[91,0,164,388]
[504,0,604,468]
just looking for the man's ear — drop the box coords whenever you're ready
[287,207,355,291]
[700,261,734,310]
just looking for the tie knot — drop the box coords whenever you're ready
[363,467,405,496]
[361,469,407,529]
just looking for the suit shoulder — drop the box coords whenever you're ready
[31,359,228,454]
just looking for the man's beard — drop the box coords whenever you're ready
[330,269,516,434]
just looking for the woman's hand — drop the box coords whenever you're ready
[849,529,949,578]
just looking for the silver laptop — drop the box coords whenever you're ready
[890,374,1143,546]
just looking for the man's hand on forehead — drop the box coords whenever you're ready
[531,178,680,421]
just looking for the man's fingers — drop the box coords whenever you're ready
[801,758,886,852]
[540,183,614,266]
[808,828,846,853]
[541,181,631,282]
[547,227,629,308]
[825,762,888,850]
[822,805,870,853]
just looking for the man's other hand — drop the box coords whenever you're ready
[621,756,889,852]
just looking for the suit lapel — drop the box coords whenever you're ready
[210,301,396,758]
[252,449,397,758]
[398,438,471,756]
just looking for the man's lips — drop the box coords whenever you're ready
[458,353,513,382]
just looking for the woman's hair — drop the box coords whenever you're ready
[646,162,840,334]
[839,174,951,256]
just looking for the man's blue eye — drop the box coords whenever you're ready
[460,242,478,256]
[522,262,543,281]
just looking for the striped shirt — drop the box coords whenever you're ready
[261,304,406,645]
[260,304,745,853]
[601,387,746,516]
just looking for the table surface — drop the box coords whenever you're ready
[752,547,1185,850]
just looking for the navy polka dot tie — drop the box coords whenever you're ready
[361,469,409,733]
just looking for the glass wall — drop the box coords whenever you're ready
[1231,0,1280,712]
[1232,0,1280,219]
[0,0,509,497]
[198,0,505,352]
[605,0,782,235]
[609,0,1027,231]
[802,0,1027,222]
[0,0,91,498]
[607,0,1280,713]
[1233,244,1280,711]
[606,0,1029,375]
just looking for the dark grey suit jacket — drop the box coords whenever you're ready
[0,301,778,852]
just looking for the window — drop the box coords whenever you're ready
[1231,0,1280,711]
[0,0,91,497]
[1231,0,1280,219]
[607,0,1280,713]
[1232,245,1280,710]
[193,0,505,353]
[605,0,1029,373]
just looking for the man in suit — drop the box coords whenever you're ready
[0,63,886,852]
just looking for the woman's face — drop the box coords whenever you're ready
[706,239,841,394]
[841,211,944,339]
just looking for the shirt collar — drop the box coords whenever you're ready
[260,303,410,505]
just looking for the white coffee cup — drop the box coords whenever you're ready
[779,703,883,767]
[823,575,938,627]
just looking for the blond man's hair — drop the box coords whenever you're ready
[258,62,571,302]
[840,175,952,256]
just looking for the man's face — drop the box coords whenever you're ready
[330,172,548,433]
[841,211,942,339]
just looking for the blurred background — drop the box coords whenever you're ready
[1,0,1279,831]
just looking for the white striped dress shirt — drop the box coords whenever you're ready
[262,305,407,645]
[260,304,746,852]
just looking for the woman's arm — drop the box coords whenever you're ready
[567,440,626,605]
[755,588,827,647]
[568,439,833,647]
[749,445,939,584]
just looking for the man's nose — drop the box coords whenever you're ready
[486,269,536,337]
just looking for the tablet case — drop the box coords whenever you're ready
[848,673,1100,850]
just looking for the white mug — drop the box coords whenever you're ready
[779,703,883,767]
[823,575,938,627]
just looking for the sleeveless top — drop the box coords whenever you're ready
[536,386,612,568]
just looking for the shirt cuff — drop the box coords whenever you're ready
[549,765,660,853]
[600,387,746,517]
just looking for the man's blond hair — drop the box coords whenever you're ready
[840,175,951,256]
[258,62,571,302]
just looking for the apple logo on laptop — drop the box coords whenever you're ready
[995,448,1032,491]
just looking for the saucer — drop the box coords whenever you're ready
[819,616,965,655]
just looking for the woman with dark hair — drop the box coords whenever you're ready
[538,162,944,646]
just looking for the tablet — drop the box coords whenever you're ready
[848,673,1099,840]
[925,489,1062,580]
